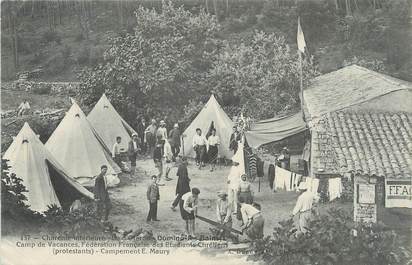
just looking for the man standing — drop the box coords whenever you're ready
[128,133,140,174]
[156,120,168,147]
[192,128,207,169]
[180,188,200,238]
[163,138,174,181]
[216,191,232,239]
[292,181,318,235]
[171,157,191,210]
[229,126,241,154]
[169,123,181,161]
[239,197,265,240]
[146,175,160,222]
[227,161,242,215]
[94,165,111,222]
[136,118,147,154]
[145,119,157,156]
[153,138,164,185]
[112,136,123,170]
[278,147,291,170]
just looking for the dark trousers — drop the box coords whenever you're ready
[195,145,206,164]
[129,153,137,167]
[96,200,111,221]
[140,136,146,154]
[114,154,123,169]
[171,145,180,159]
[147,201,158,221]
[172,193,183,208]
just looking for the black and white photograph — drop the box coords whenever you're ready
[1,0,411,264]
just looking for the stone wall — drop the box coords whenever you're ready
[3,81,80,94]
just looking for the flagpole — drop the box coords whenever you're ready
[299,51,304,121]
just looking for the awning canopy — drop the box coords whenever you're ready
[244,112,307,148]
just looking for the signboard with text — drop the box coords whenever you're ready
[354,183,377,223]
[385,179,412,208]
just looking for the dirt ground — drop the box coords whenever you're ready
[108,156,351,238]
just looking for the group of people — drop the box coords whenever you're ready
[93,117,317,242]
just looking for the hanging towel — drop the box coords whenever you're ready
[268,164,275,190]
[306,177,319,194]
[274,165,293,191]
[328,177,342,201]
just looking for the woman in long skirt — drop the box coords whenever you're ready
[207,128,220,172]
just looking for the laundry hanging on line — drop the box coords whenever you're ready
[274,165,302,191]
[328,177,342,201]
[305,177,319,194]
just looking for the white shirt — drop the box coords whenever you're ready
[133,141,138,150]
[19,102,30,110]
[208,135,220,146]
[112,142,121,157]
[227,165,242,189]
[192,134,207,147]
[292,191,319,215]
[240,203,260,223]
[157,127,168,140]
[182,192,198,213]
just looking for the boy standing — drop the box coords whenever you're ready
[112,136,123,169]
[146,175,160,222]
[94,165,111,222]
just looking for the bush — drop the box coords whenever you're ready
[42,204,105,237]
[76,46,90,65]
[251,208,411,265]
[1,159,43,235]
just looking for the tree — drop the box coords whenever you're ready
[78,1,221,122]
[206,30,317,120]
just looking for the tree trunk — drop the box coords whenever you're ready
[117,0,123,27]
[226,0,229,15]
[205,0,209,13]
[334,0,339,10]
[213,0,218,18]
[12,16,19,71]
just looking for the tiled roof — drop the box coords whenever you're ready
[312,111,412,179]
[304,65,412,119]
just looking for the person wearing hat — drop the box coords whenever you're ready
[128,133,141,174]
[156,120,168,148]
[292,181,319,235]
[168,123,181,161]
[278,146,291,170]
[216,191,232,239]
[145,119,158,156]
[192,128,207,168]
[171,157,191,210]
[136,117,147,155]
[94,165,111,222]
[229,126,241,154]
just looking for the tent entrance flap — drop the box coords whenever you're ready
[244,112,307,148]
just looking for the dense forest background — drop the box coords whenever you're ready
[1,0,411,121]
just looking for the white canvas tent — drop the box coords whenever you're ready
[46,103,121,186]
[181,95,234,159]
[3,123,93,212]
[88,94,137,152]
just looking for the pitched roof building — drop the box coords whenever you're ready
[303,65,412,180]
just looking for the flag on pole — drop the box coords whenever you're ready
[297,17,306,53]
